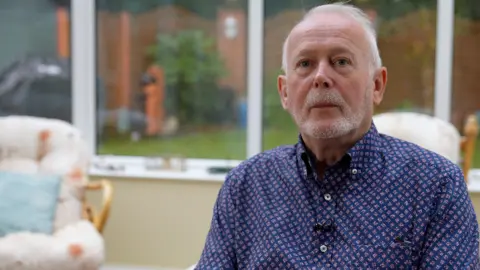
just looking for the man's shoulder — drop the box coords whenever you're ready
[225,145,296,182]
[379,133,461,176]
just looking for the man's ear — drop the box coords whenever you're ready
[277,75,288,110]
[372,67,387,106]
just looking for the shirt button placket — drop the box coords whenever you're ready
[320,193,333,258]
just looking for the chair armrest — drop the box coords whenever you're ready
[83,179,113,233]
[461,115,479,178]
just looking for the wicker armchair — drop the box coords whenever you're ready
[0,115,113,269]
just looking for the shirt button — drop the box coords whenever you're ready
[324,194,332,201]
[320,245,328,253]
[351,168,358,175]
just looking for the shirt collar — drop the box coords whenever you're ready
[296,122,385,178]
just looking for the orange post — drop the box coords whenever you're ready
[142,65,165,136]
[56,7,70,58]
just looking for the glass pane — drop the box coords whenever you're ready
[452,0,480,168]
[262,0,438,151]
[96,0,248,160]
[0,0,71,122]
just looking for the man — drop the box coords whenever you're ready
[196,3,479,269]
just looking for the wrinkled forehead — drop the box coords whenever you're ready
[287,13,370,60]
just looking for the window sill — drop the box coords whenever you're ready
[88,155,242,182]
[88,156,480,193]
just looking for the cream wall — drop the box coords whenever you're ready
[87,176,480,269]
[87,177,223,269]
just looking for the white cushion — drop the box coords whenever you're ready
[0,220,104,270]
[0,158,39,174]
[0,116,89,161]
[373,112,461,163]
[0,115,90,231]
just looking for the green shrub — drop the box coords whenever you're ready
[147,30,229,128]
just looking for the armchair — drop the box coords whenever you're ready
[373,112,478,179]
[0,115,113,269]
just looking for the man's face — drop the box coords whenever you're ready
[278,13,386,139]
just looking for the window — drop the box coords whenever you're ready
[75,0,472,182]
[261,0,439,151]
[95,0,249,161]
[0,0,71,122]
[452,0,480,168]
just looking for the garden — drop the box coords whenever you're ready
[97,1,480,169]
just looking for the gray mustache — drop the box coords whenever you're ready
[305,91,345,108]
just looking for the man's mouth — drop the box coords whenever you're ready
[311,103,338,109]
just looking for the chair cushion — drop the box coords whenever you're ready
[373,112,461,163]
[0,116,90,162]
[0,171,61,237]
[0,220,104,269]
[0,115,90,232]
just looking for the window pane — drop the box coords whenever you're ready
[452,0,480,168]
[96,0,248,160]
[262,0,438,151]
[0,0,71,122]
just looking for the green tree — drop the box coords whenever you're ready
[147,30,228,128]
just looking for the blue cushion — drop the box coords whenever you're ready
[0,171,61,236]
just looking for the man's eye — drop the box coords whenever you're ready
[299,60,310,67]
[334,58,350,66]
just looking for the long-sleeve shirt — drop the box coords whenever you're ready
[196,124,480,269]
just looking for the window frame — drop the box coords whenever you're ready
[72,0,480,190]
[72,0,264,180]
[72,0,96,153]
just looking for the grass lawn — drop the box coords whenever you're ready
[98,129,480,169]
[98,128,299,160]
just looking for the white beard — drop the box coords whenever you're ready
[291,89,370,139]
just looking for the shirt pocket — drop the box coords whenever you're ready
[347,242,413,270]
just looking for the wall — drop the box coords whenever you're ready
[87,176,480,269]
[87,177,222,269]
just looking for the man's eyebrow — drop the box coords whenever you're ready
[293,46,355,58]
[328,46,355,56]
[293,48,317,57]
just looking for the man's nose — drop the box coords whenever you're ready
[313,63,333,89]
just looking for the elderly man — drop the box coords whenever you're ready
[196,3,479,269]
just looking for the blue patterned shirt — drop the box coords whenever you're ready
[196,124,479,269]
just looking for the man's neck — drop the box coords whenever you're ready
[301,123,371,177]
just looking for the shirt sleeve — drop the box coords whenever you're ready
[195,174,237,269]
[419,166,480,269]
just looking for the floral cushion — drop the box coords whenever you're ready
[0,115,90,232]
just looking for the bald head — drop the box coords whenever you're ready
[282,3,381,74]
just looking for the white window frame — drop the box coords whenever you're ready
[247,0,264,158]
[72,0,264,181]
[433,0,455,122]
[72,0,96,153]
[72,0,480,189]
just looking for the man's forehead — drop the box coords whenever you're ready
[287,12,365,52]
[293,12,360,32]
